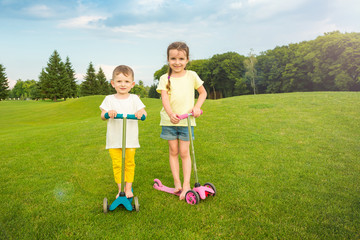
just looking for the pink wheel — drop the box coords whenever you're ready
[185,190,200,205]
[204,182,216,197]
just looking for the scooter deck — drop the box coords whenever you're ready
[109,196,133,211]
[153,179,181,196]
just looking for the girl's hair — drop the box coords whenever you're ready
[166,41,189,91]
[112,65,134,81]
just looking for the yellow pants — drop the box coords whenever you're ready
[109,148,136,184]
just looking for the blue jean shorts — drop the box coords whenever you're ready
[160,126,194,141]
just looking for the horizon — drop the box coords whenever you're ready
[1,0,359,89]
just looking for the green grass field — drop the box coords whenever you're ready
[1,92,359,239]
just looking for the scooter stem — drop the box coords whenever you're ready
[186,114,199,185]
[121,117,127,193]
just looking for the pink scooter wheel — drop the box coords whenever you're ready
[185,190,200,205]
[203,182,216,197]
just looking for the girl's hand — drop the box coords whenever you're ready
[135,108,147,120]
[107,110,117,119]
[169,113,180,124]
[192,107,201,118]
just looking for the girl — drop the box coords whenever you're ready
[156,41,207,200]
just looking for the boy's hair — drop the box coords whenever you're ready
[166,41,189,91]
[112,65,134,81]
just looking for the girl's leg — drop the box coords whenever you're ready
[124,148,136,198]
[168,140,182,192]
[178,140,191,200]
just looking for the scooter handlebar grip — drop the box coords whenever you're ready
[104,112,146,121]
[177,110,203,120]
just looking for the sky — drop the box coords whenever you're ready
[1,0,360,89]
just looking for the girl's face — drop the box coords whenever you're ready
[168,49,189,76]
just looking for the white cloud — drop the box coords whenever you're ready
[111,22,189,39]
[24,4,53,18]
[58,15,107,29]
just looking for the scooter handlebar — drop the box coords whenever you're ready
[177,110,203,120]
[104,112,146,121]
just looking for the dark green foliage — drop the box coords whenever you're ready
[64,57,78,99]
[97,67,111,95]
[38,50,78,101]
[152,31,360,99]
[80,62,98,96]
[148,84,160,98]
[0,64,9,100]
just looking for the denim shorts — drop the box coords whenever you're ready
[160,126,194,141]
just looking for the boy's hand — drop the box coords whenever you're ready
[135,108,147,120]
[107,110,117,119]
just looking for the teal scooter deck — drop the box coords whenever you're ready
[109,195,133,211]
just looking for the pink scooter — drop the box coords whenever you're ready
[153,111,216,205]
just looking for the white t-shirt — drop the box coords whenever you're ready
[99,94,145,149]
[156,70,204,126]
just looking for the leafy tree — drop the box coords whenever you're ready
[11,79,41,100]
[148,84,160,98]
[207,52,246,98]
[131,80,147,98]
[0,64,9,100]
[11,80,25,99]
[153,65,169,82]
[244,50,257,95]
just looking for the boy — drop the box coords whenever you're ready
[100,65,147,198]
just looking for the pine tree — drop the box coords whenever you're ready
[38,50,67,101]
[97,67,109,95]
[81,62,97,96]
[0,64,10,100]
[64,56,77,99]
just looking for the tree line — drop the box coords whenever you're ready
[151,31,360,99]
[1,50,148,101]
[1,31,359,101]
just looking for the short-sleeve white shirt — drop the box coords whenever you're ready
[99,94,145,149]
[156,70,204,126]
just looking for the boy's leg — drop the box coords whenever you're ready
[124,148,136,198]
[178,140,191,200]
[109,148,122,198]
[168,140,182,193]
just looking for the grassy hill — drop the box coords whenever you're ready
[0,92,359,239]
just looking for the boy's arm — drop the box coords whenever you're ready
[192,85,207,118]
[101,109,107,121]
[161,90,179,124]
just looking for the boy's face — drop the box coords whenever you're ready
[111,73,135,96]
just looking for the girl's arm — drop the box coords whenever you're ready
[161,90,180,124]
[192,85,207,118]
